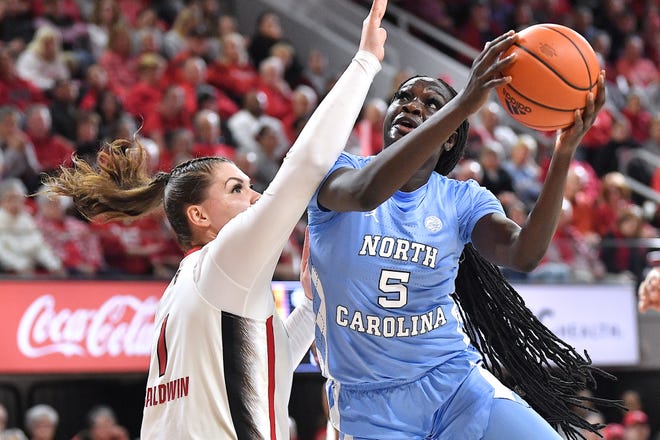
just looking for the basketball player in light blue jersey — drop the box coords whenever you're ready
[306,31,612,439]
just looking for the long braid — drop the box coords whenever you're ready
[453,244,625,439]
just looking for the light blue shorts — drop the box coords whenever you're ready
[328,361,562,440]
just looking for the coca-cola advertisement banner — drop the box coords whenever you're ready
[0,280,167,374]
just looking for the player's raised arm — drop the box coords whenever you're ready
[202,0,388,292]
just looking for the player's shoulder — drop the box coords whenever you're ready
[431,174,482,190]
[336,151,372,167]
[431,174,495,203]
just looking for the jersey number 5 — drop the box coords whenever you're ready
[378,269,410,309]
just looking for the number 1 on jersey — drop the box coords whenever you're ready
[157,314,169,377]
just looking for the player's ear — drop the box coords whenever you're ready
[444,132,458,151]
[187,204,210,227]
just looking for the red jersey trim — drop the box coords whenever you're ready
[266,316,276,439]
[183,246,201,258]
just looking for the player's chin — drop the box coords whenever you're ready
[387,125,413,142]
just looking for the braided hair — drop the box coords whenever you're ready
[404,76,625,439]
[454,245,622,439]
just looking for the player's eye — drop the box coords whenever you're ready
[394,90,411,102]
[426,98,442,110]
[231,184,243,193]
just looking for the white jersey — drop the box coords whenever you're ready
[140,50,381,440]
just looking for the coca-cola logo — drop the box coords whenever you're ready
[17,294,159,358]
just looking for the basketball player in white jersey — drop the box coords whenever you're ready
[41,1,387,437]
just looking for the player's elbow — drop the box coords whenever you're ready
[351,187,386,211]
[509,252,545,273]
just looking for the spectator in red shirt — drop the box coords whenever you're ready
[124,52,166,119]
[615,34,659,90]
[78,63,112,111]
[163,25,211,86]
[622,409,652,440]
[176,57,208,115]
[0,48,47,111]
[176,56,239,121]
[600,204,654,285]
[578,104,615,170]
[351,97,387,157]
[282,84,317,144]
[455,0,502,64]
[97,22,138,102]
[34,189,105,277]
[32,0,81,21]
[191,109,235,160]
[23,103,74,175]
[621,91,652,144]
[594,171,636,236]
[165,127,195,169]
[141,85,191,151]
[564,161,601,237]
[90,211,178,277]
[530,198,605,283]
[256,56,293,121]
[206,32,259,105]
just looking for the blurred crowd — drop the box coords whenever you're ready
[0,388,657,440]
[572,388,657,440]
[0,1,657,439]
[0,402,130,440]
[0,0,657,288]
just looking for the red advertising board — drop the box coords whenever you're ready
[0,280,168,374]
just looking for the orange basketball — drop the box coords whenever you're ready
[496,23,600,131]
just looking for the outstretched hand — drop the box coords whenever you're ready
[639,267,660,313]
[555,71,606,155]
[458,30,518,115]
[359,0,388,62]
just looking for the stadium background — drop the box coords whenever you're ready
[0,0,658,438]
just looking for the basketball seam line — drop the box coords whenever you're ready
[505,82,580,113]
[542,25,596,88]
[512,29,595,91]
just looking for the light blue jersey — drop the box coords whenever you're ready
[308,152,505,387]
[307,153,564,439]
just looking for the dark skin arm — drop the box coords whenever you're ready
[472,72,607,271]
[318,31,518,212]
